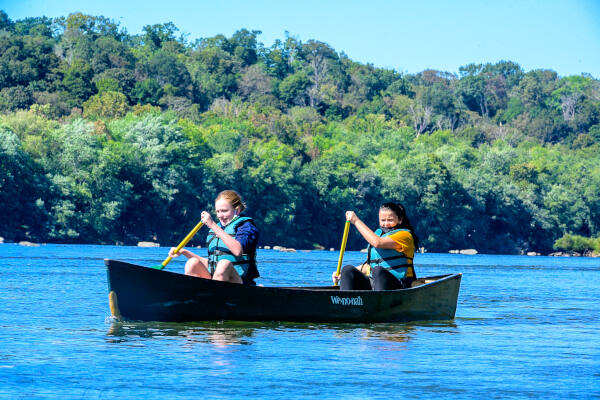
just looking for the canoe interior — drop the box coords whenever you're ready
[106,259,461,324]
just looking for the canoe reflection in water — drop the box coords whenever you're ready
[106,321,256,348]
[105,321,444,349]
[106,259,461,323]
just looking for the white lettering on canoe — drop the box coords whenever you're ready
[330,295,363,306]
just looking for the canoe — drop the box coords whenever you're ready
[105,259,461,323]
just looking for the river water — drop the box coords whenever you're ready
[0,244,598,399]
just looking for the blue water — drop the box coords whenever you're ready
[0,244,599,399]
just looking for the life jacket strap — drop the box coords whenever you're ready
[209,249,250,265]
[212,249,233,256]
[370,254,413,265]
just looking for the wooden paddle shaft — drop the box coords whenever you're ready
[335,221,351,279]
[161,221,204,268]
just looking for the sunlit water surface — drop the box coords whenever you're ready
[0,244,598,399]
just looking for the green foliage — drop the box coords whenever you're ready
[198,123,244,154]
[0,31,58,89]
[142,23,180,50]
[143,50,192,97]
[554,233,600,253]
[0,128,50,241]
[589,124,600,142]
[499,97,525,123]
[132,78,163,105]
[0,108,60,161]
[61,60,95,106]
[279,71,310,105]
[83,91,129,119]
[92,68,136,99]
[229,29,261,67]
[1,11,600,253]
[0,85,33,111]
[0,10,13,31]
[13,16,55,37]
[94,77,120,93]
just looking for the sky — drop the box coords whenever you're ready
[2,0,600,78]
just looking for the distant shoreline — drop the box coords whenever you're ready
[3,240,598,258]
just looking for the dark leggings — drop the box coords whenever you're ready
[339,265,414,291]
[339,265,372,290]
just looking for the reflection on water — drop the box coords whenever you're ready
[367,321,456,342]
[106,320,457,348]
[107,321,257,347]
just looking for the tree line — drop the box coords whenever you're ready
[1,11,599,254]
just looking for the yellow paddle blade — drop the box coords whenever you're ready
[156,221,204,270]
[108,291,122,320]
[334,221,351,285]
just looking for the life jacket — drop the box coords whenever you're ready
[366,228,415,280]
[206,216,259,283]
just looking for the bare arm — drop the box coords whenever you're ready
[168,248,202,259]
[346,211,397,250]
[201,211,243,256]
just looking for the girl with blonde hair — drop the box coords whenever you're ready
[168,190,260,284]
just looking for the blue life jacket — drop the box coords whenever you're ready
[206,216,258,282]
[366,228,414,280]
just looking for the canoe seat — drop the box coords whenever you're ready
[411,278,437,287]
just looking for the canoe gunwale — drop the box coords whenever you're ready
[279,274,460,292]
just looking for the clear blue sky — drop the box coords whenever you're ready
[2,0,599,78]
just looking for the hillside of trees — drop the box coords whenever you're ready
[1,11,599,254]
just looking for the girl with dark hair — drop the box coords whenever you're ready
[332,202,419,291]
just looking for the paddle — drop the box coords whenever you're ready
[334,220,351,286]
[151,220,204,270]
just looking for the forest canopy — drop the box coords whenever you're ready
[1,10,599,254]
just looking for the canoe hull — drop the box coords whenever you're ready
[106,259,461,323]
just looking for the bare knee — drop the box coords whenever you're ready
[213,260,242,284]
[185,257,210,278]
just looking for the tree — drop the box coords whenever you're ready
[0,31,58,89]
[457,73,488,116]
[417,82,461,131]
[188,44,239,106]
[457,62,514,118]
[2,11,600,252]
[83,91,129,119]
[141,50,192,97]
[482,60,524,89]
[132,78,163,105]
[344,62,383,108]
[0,128,50,241]
[61,60,95,106]
[0,10,13,31]
[515,69,558,109]
[13,16,55,37]
[238,64,273,101]
[0,86,33,111]
[261,39,293,79]
[303,40,338,108]
[55,13,126,63]
[92,67,135,98]
[229,29,261,67]
[142,22,179,50]
[238,139,303,246]
[554,233,599,253]
[278,71,310,106]
[89,36,134,73]
[106,114,199,243]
